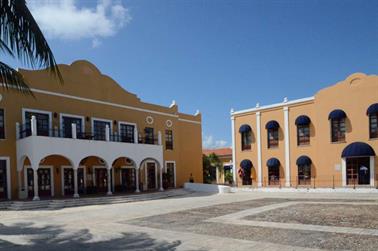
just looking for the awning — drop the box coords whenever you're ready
[367,103,378,115]
[296,155,312,166]
[240,159,252,170]
[265,120,280,129]
[239,124,252,133]
[341,142,376,158]
[328,109,346,120]
[266,157,280,168]
[295,115,311,126]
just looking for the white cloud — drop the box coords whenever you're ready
[28,0,131,47]
[202,135,228,149]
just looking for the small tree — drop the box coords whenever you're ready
[202,153,223,184]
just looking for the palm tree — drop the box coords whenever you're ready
[0,0,62,95]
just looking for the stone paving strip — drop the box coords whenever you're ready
[207,201,378,236]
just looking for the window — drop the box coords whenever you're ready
[241,131,251,151]
[267,128,279,148]
[144,127,154,144]
[62,116,83,138]
[166,162,175,188]
[24,111,50,136]
[165,130,173,150]
[120,124,135,143]
[297,125,310,145]
[298,165,311,185]
[331,118,346,142]
[0,109,4,139]
[93,120,111,140]
[369,114,378,139]
[268,166,280,185]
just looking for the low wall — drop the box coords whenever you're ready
[184,183,231,193]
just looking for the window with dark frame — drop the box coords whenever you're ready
[267,128,279,148]
[297,124,310,145]
[0,109,4,139]
[24,111,50,136]
[331,118,346,142]
[241,131,251,151]
[62,116,82,138]
[369,114,378,139]
[165,130,173,150]
[120,124,135,143]
[144,127,154,144]
[93,120,111,141]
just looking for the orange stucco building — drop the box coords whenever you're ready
[231,73,378,188]
[0,60,203,200]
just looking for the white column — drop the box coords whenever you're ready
[106,168,112,195]
[73,168,79,198]
[71,123,77,139]
[134,126,138,144]
[17,170,22,194]
[31,116,37,136]
[370,156,375,187]
[341,158,346,186]
[158,131,162,145]
[135,168,140,192]
[16,122,20,139]
[159,167,164,191]
[256,112,263,187]
[105,125,110,141]
[32,168,40,200]
[283,106,291,187]
[230,113,236,185]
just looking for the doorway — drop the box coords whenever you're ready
[346,157,370,185]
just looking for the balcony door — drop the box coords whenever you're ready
[93,120,112,140]
[119,123,135,143]
[62,116,83,138]
[24,111,50,136]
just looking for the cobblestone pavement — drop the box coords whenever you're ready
[1,190,378,250]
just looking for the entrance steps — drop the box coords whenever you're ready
[1,189,192,211]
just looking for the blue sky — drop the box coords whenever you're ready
[8,0,378,148]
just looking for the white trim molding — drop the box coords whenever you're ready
[232,97,314,116]
[0,156,11,200]
[341,158,346,186]
[231,116,236,184]
[283,106,291,187]
[370,156,375,187]
[256,112,262,187]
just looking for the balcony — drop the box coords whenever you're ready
[16,116,164,173]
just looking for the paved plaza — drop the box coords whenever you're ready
[1,190,378,250]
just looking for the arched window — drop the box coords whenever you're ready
[328,109,347,142]
[267,158,280,185]
[239,124,252,151]
[367,103,378,139]
[266,121,279,148]
[240,159,252,185]
[296,156,312,185]
[295,115,311,146]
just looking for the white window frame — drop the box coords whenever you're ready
[165,160,176,188]
[59,113,85,135]
[91,117,113,134]
[0,157,11,199]
[22,108,52,136]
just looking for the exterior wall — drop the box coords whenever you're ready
[232,73,378,188]
[0,60,202,199]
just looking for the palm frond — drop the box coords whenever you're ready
[0,0,63,83]
[0,61,33,95]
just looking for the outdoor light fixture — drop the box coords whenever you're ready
[86,116,90,122]
[113,120,117,125]
[54,112,58,118]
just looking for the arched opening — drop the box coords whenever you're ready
[139,158,161,192]
[267,158,280,186]
[296,155,312,185]
[239,159,252,186]
[342,142,376,186]
[112,157,137,193]
[80,156,109,194]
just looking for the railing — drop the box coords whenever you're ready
[17,117,162,146]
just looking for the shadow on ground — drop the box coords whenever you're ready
[0,223,185,251]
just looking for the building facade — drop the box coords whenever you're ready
[231,73,378,188]
[203,148,233,184]
[0,60,203,200]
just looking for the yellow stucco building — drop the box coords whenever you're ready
[231,73,378,188]
[0,60,203,200]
